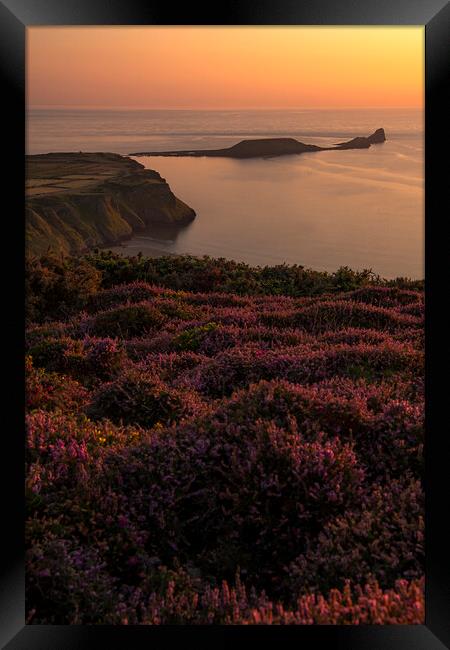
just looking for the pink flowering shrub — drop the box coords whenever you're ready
[88,303,168,338]
[27,336,84,372]
[87,367,203,427]
[27,538,117,624]
[126,573,425,625]
[87,418,363,590]
[342,286,423,307]
[25,410,147,501]
[287,477,424,595]
[26,273,424,624]
[26,553,424,625]
[26,321,72,347]
[136,351,209,379]
[180,341,422,397]
[26,356,88,412]
[87,281,165,312]
[192,323,312,356]
[259,300,421,332]
[82,336,127,379]
[27,336,127,382]
[214,379,423,479]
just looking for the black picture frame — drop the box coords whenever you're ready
[1,1,449,647]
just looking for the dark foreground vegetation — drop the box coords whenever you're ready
[25,253,424,624]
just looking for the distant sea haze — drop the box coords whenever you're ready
[27,108,424,279]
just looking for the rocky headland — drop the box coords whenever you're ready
[26,152,196,256]
[334,128,387,149]
[130,128,386,159]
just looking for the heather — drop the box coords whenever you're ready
[26,254,424,624]
[26,252,423,323]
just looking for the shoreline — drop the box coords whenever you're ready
[105,241,178,258]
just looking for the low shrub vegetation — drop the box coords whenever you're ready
[26,253,424,624]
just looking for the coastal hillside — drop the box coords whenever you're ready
[26,253,424,624]
[26,153,195,256]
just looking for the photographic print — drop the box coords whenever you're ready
[25,25,425,626]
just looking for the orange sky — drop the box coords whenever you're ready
[27,27,424,109]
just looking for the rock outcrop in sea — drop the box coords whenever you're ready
[335,128,387,149]
[130,128,387,159]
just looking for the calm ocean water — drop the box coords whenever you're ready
[27,108,424,278]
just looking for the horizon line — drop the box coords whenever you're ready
[27,105,423,111]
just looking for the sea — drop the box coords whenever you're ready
[27,108,424,279]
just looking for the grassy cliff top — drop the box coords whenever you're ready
[26,152,149,197]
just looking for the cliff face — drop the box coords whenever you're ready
[367,128,386,144]
[26,153,195,256]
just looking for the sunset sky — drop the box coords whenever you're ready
[27,27,424,110]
